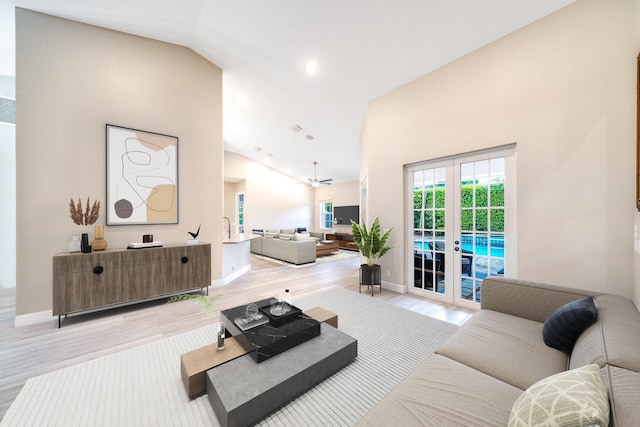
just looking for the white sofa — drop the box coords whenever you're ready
[250,228,321,265]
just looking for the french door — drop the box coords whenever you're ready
[408,146,516,307]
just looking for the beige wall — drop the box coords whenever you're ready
[224,152,315,231]
[362,0,638,301]
[16,9,223,316]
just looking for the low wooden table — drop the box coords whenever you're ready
[316,241,339,256]
[180,306,339,398]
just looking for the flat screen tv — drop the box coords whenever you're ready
[334,205,360,225]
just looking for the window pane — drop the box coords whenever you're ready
[489,183,503,207]
[475,209,488,231]
[490,209,504,232]
[475,160,489,184]
[425,189,434,208]
[461,209,473,232]
[461,185,473,208]
[413,189,423,209]
[424,211,434,229]
[475,185,488,207]
[435,210,445,230]
[414,210,423,229]
[434,184,445,209]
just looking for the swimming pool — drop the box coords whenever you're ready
[414,235,504,258]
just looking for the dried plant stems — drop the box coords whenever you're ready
[69,197,100,226]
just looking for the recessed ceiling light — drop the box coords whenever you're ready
[305,60,318,74]
[306,135,314,140]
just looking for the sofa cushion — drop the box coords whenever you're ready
[280,228,295,235]
[293,232,311,241]
[570,294,640,372]
[278,233,294,240]
[508,364,609,427]
[357,354,522,427]
[264,232,278,239]
[542,297,597,352]
[436,310,568,390]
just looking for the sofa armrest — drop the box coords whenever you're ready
[481,277,602,323]
[309,231,324,240]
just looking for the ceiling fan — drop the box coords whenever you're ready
[307,161,332,187]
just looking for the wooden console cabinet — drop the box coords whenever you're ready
[53,243,211,326]
[325,233,358,251]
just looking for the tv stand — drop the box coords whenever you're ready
[325,233,358,251]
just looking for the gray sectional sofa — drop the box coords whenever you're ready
[358,277,640,426]
[250,228,323,265]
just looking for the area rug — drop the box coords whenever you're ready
[1,288,458,427]
[256,248,359,268]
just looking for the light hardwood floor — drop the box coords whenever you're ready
[0,253,475,420]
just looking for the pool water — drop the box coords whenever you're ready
[414,236,504,258]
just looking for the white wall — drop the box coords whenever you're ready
[224,152,315,231]
[16,9,223,316]
[362,0,637,301]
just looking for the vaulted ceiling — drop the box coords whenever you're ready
[5,0,575,183]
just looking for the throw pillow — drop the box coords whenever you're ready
[293,232,310,241]
[542,297,597,352]
[508,364,609,427]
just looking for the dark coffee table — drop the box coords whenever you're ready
[221,298,321,363]
[210,299,358,427]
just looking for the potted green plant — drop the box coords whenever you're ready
[350,217,393,289]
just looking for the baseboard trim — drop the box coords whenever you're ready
[382,280,407,294]
[222,264,251,285]
[15,309,54,327]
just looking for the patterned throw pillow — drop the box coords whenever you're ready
[542,297,597,352]
[508,364,609,427]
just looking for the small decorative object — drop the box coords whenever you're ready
[270,291,291,317]
[351,217,393,292]
[69,196,100,226]
[69,196,101,253]
[217,322,225,350]
[245,303,259,319]
[187,224,201,244]
[68,236,81,253]
[81,233,92,253]
[91,225,108,251]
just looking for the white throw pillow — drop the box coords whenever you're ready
[508,364,609,427]
[293,232,310,241]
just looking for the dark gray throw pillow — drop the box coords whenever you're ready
[542,297,597,352]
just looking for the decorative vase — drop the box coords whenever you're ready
[68,235,81,253]
[91,225,108,251]
[81,233,91,253]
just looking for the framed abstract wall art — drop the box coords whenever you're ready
[106,124,179,225]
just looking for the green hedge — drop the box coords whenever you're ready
[414,183,504,232]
